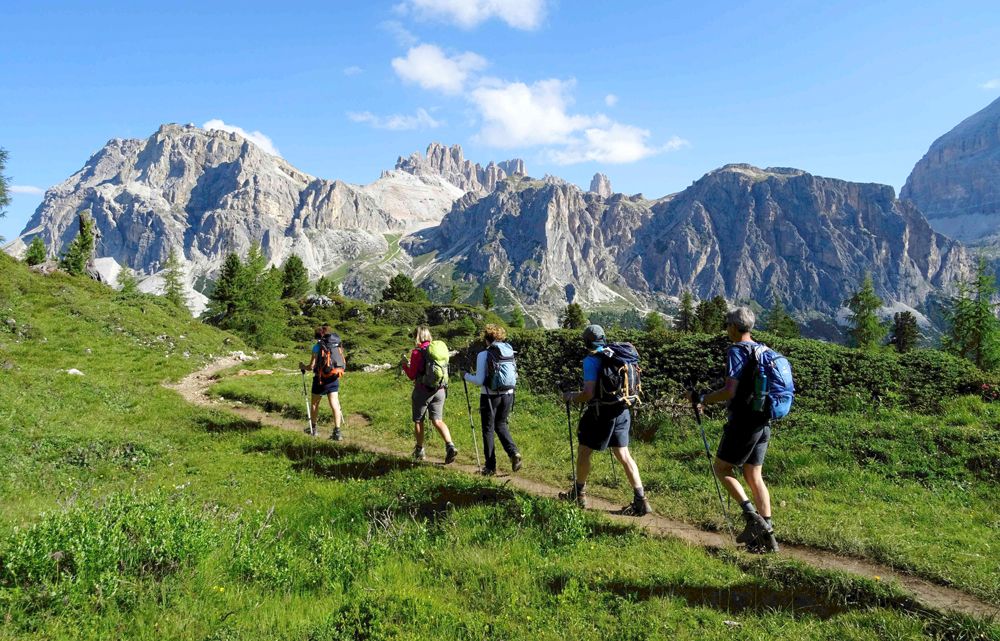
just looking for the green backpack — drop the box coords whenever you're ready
[420,340,450,389]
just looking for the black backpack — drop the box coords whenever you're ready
[595,342,642,406]
[316,333,346,383]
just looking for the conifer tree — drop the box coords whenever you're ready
[0,148,10,223]
[59,211,95,276]
[560,303,587,330]
[162,248,187,310]
[25,236,46,266]
[890,311,920,353]
[944,258,1000,370]
[314,275,336,298]
[644,311,665,333]
[116,266,139,298]
[762,297,800,338]
[674,291,696,332]
[381,273,427,303]
[280,254,309,299]
[482,285,494,310]
[509,306,525,328]
[846,273,885,350]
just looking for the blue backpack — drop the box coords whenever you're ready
[486,342,517,392]
[742,343,795,420]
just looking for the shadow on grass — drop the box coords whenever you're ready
[195,414,263,434]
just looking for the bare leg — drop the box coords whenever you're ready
[742,464,771,518]
[713,457,750,503]
[310,394,322,430]
[431,419,453,444]
[612,447,643,489]
[414,420,425,449]
[576,445,594,485]
[327,392,342,429]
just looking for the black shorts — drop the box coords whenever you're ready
[717,422,770,466]
[312,376,340,395]
[577,405,630,451]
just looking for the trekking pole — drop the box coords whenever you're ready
[688,381,735,542]
[300,369,314,437]
[462,376,482,470]
[564,399,578,492]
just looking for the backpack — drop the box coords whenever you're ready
[317,333,346,383]
[420,340,450,389]
[595,342,642,406]
[737,343,794,420]
[485,342,517,393]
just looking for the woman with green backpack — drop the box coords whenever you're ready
[399,326,458,463]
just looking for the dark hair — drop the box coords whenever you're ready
[314,326,324,340]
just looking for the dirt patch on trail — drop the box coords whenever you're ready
[167,358,1000,621]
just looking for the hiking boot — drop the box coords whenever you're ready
[510,453,523,472]
[558,487,587,508]
[444,445,458,465]
[304,424,317,437]
[745,529,779,554]
[330,428,343,441]
[619,496,653,517]
[412,446,426,461]
[480,468,496,477]
[736,512,770,545]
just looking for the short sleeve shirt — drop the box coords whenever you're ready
[583,347,612,382]
[727,341,759,380]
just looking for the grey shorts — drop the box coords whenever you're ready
[717,423,771,467]
[412,386,446,423]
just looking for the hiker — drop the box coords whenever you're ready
[559,325,652,516]
[462,324,522,476]
[299,324,345,441]
[688,306,779,553]
[399,326,458,463]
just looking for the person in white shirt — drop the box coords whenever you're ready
[463,324,522,476]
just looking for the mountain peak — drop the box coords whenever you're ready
[395,143,526,194]
[589,172,612,198]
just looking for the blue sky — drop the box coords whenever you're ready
[2,0,999,240]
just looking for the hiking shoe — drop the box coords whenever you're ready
[619,496,653,517]
[304,424,317,437]
[330,428,343,442]
[480,468,496,477]
[510,453,523,472]
[736,512,769,544]
[412,446,426,461]
[558,487,588,509]
[444,445,458,465]
[746,530,779,554]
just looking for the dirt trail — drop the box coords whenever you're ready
[167,357,1000,620]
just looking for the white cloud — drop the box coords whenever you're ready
[604,94,619,107]
[10,185,44,195]
[401,0,547,29]
[549,128,690,165]
[347,108,444,131]
[381,20,419,47]
[471,78,597,147]
[343,65,363,76]
[202,119,281,157]
[392,44,486,95]
[980,79,1000,90]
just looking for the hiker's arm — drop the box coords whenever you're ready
[300,351,317,373]
[565,380,596,404]
[702,378,738,405]
[463,351,488,385]
[400,350,419,380]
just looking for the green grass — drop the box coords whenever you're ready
[1,254,997,640]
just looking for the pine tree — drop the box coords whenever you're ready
[644,311,665,333]
[315,275,336,298]
[509,306,525,328]
[25,236,46,266]
[161,248,187,310]
[890,311,920,353]
[762,297,800,338]
[116,266,140,298]
[59,211,95,276]
[560,303,587,330]
[846,273,885,350]
[482,286,494,310]
[944,258,1000,370]
[280,254,309,299]
[674,291,696,332]
[449,285,459,305]
[0,148,10,222]
[381,273,427,303]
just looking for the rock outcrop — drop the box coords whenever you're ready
[394,143,526,194]
[589,173,612,198]
[901,96,1000,242]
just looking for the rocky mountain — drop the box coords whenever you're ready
[589,173,612,198]
[901,96,1000,243]
[412,165,970,325]
[393,143,525,194]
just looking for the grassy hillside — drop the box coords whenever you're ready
[0,254,996,639]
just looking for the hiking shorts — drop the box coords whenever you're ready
[717,422,771,467]
[311,376,340,395]
[412,386,446,423]
[577,405,630,451]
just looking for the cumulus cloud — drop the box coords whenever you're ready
[347,108,443,131]
[470,79,596,147]
[392,44,486,95]
[10,185,45,195]
[399,0,547,30]
[981,79,1000,90]
[202,119,281,157]
[343,65,363,76]
[604,94,618,107]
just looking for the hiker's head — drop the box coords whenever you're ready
[314,325,325,340]
[482,324,506,344]
[726,307,755,340]
[582,324,606,350]
[320,324,331,337]
[415,326,432,345]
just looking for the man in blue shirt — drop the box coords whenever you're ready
[689,307,778,552]
[559,325,651,516]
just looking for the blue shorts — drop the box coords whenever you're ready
[312,376,340,395]
[577,405,630,451]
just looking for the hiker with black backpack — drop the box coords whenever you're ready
[462,324,522,476]
[558,325,652,516]
[399,326,458,464]
[687,306,794,553]
[298,325,346,441]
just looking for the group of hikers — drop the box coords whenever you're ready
[299,306,792,553]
